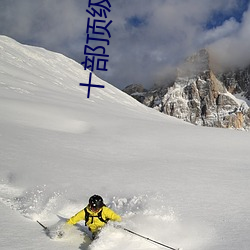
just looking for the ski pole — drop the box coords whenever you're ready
[122,227,180,250]
[37,220,48,231]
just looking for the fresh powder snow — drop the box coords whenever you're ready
[0,36,250,250]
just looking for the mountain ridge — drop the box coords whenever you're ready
[123,49,250,130]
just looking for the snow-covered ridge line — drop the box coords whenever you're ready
[0,35,145,109]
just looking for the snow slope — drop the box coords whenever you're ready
[0,36,250,250]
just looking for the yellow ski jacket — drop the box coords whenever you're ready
[67,206,121,233]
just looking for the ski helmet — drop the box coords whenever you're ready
[89,195,104,210]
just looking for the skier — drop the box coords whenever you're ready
[66,194,121,239]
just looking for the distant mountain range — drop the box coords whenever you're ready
[123,49,250,130]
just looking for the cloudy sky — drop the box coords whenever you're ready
[0,0,249,89]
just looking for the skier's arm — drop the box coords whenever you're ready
[104,207,122,222]
[67,209,85,225]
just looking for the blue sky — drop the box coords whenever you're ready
[206,0,249,28]
[0,0,249,89]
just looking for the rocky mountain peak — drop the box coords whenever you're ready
[177,48,210,78]
[123,49,250,130]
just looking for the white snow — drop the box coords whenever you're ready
[0,35,250,250]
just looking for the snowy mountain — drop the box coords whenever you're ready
[124,49,250,130]
[0,36,250,250]
[217,65,250,100]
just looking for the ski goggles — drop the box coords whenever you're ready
[89,204,101,212]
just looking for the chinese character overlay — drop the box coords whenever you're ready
[80,72,105,98]
[80,0,112,98]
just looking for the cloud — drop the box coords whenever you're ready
[0,0,249,89]
[200,18,240,45]
[107,0,248,87]
[209,3,250,69]
[0,0,88,56]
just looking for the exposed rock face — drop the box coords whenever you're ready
[123,49,250,130]
[122,84,147,103]
[217,66,250,99]
[123,84,146,95]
